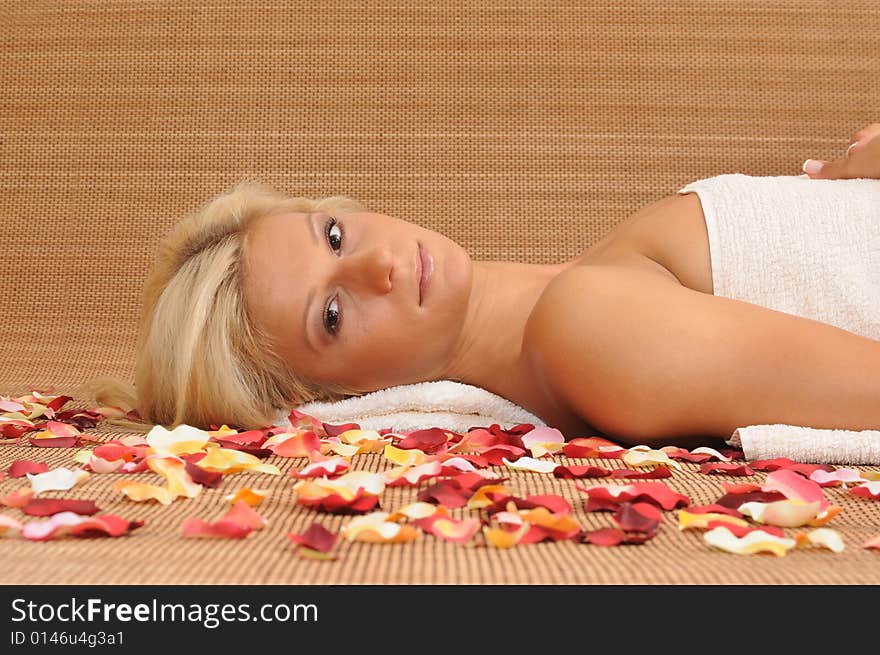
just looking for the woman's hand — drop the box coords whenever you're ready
[802,123,880,180]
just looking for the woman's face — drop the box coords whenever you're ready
[242,209,474,393]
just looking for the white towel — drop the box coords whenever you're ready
[676,173,880,464]
[728,424,880,465]
[676,173,880,340]
[277,379,546,434]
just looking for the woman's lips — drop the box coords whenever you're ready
[418,244,433,306]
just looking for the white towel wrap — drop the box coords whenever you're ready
[277,379,546,434]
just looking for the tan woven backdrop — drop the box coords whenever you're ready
[1,1,878,584]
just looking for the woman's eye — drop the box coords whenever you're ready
[323,215,344,335]
[326,216,343,253]
[324,296,341,335]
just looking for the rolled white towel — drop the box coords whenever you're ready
[275,379,546,434]
[728,424,880,464]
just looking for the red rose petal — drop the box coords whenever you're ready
[8,460,50,478]
[577,481,690,512]
[22,498,100,517]
[614,502,662,533]
[184,460,224,488]
[287,522,340,553]
[473,444,527,465]
[749,458,834,477]
[685,504,745,518]
[553,465,612,479]
[700,462,756,476]
[562,437,625,459]
[716,491,787,509]
[610,467,673,479]
[581,527,625,546]
[28,436,78,448]
[418,482,469,508]
[323,422,361,437]
[396,428,451,454]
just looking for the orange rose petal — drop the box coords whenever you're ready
[264,430,322,458]
[147,456,202,499]
[466,484,511,510]
[678,510,748,531]
[342,512,420,543]
[384,443,427,467]
[1,487,34,508]
[223,488,269,506]
[0,513,23,536]
[483,523,528,548]
[113,480,175,505]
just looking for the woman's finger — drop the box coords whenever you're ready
[802,156,855,179]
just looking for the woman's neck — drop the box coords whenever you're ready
[434,258,574,426]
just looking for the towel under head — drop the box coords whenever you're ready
[276,379,546,434]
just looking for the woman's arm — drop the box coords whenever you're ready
[525,264,880,446]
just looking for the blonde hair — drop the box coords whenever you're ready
[76,179,369,433]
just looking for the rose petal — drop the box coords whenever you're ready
[264,430,322,458]
[703,525,796,556]
[502,456,558,474]
[21,512,143,541]
[223,488,269,506]
[342,512,420,543]
[8,460,49,478]
[622,446,682,470]
[678,510,749,531]
[610,467,673,480]
[0,513,23,537]
[383,461,443,486]
[395,428,452,455]
[27,467,89,496]
[553,464,612,479]
[146,423,211,456]
[750,458,834,477]
[113,480,175,505]
[614,502,662,533]
[739,500,823,527]
[700,462,755,476]
[181,500,265,539]
[794,528,845,553]
[22,498,99,516]
[577,481,690,511]
[287,522,339,553]
[850,480,880,500]
[414,514,480,544]
[762,469,829,510]
[1,488,34,508]
[809,468,865,487]
[383,443,427,467]
[291,456,351,479]
[483,523,529,548]
[562,437,625,459]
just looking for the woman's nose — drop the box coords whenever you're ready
[338,247,394,294]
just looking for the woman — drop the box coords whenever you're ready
[80,124,880,446]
